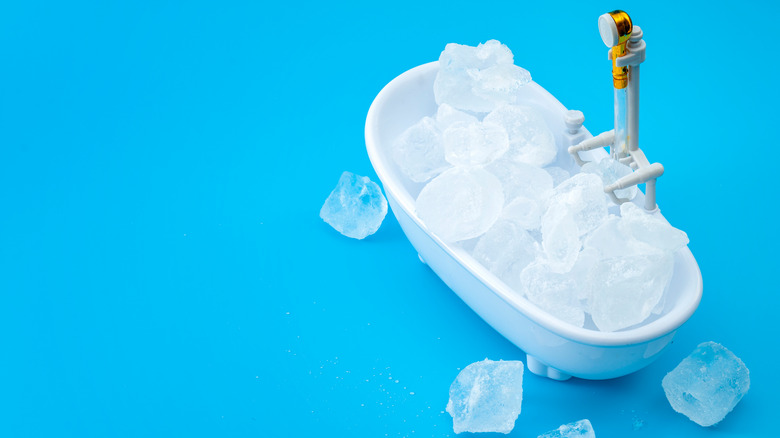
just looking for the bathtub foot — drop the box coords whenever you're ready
[418,253,427,265]
[526,355,571,381]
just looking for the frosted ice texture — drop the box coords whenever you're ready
[416,167,504,242]
[392,117,450,182]
[502,196,543,231]
[545,173,607,237]
[516,261,585,327]
[434,40,531,113]
[582,156,637,200]
[320,171,387,240]
[446,359,524,434]
[537,419,595,438]
[436,103,478,130]
[662,342,750,427]
[484,105,557,167]
[545,166,571,187]
[540,204,581,273]
[443,121,509,166]
[487,159,553,203]
[472,220,540,279]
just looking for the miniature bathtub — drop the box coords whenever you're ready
[364,61,703,380]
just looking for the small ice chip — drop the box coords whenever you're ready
[537,419,595,438]
[320,171,388,239]
[662,342,750,427]
[446,359,524,434]
[416,167,504,242]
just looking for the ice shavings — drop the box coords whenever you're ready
[537,419,595,438]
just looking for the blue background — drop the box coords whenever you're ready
[1,1,777,437]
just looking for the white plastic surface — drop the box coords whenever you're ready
[364,62,703,380]
[598,13,619,47]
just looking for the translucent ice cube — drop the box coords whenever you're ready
[320,171,388,239]
[545,166,571,187]
[547,173,608,236]
[487,159,553,203]
[586,251,674,332]
[537,419,595,438]
[443,121,509,166]
[515,261,585,327]
[619,203,689,252]
[392,116,450,183]
[446,359,524,434]
[662,342,750,427]
[434,40,531,113]
[416,167,504,242]
[582,156,637,200]
[484,105,557,167]
[502,196,543,231]
[472,220,540,279]
[436,103,478,130]
[541,204,581,273]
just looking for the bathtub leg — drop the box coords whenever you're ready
[526,355,571,381]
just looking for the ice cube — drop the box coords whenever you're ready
[446,359,524,434]
[540,204,581,273]
[547,173,608,236]
[619,203,689,252]
[484,105,557,167]
[537,419,595,438]
[434,40,531,113]
[582,156,637,200]
[487,159,553,203]
[392,116,450,183]
[320,171,388,239]
[545,166,571,187]
[416,167,504,242]
[436,103,478,130]
[502,196,543,231]
[472,220,540,279]
[586,251,674,332]
[443,121,509,166]
[513,261,585,327]
[662,342,750,427]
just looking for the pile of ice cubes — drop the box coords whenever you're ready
[393,40,689,332]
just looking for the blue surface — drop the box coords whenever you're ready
[1,1,778,437]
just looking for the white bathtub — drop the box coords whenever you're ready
[364,61,703,380]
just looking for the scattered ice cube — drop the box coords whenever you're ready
[540,204,581,273]
[537,419,595,438]
[416,167,504,242]
[435,40,531,113]
[484,105,557,167]
[392,116,450,183]
[320,171,388,239]
[545,166,571,187]
[502,196,543,231]
[446,359,524,434]
[514,261,585,327]
[436,103,478,130]
[547,173,608,236]
[585,251,674,332]
[582,156,637,200]
[472,220,540,279]
[443,121,509,166]
[662,342,750,427]
[487,159,554,203]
